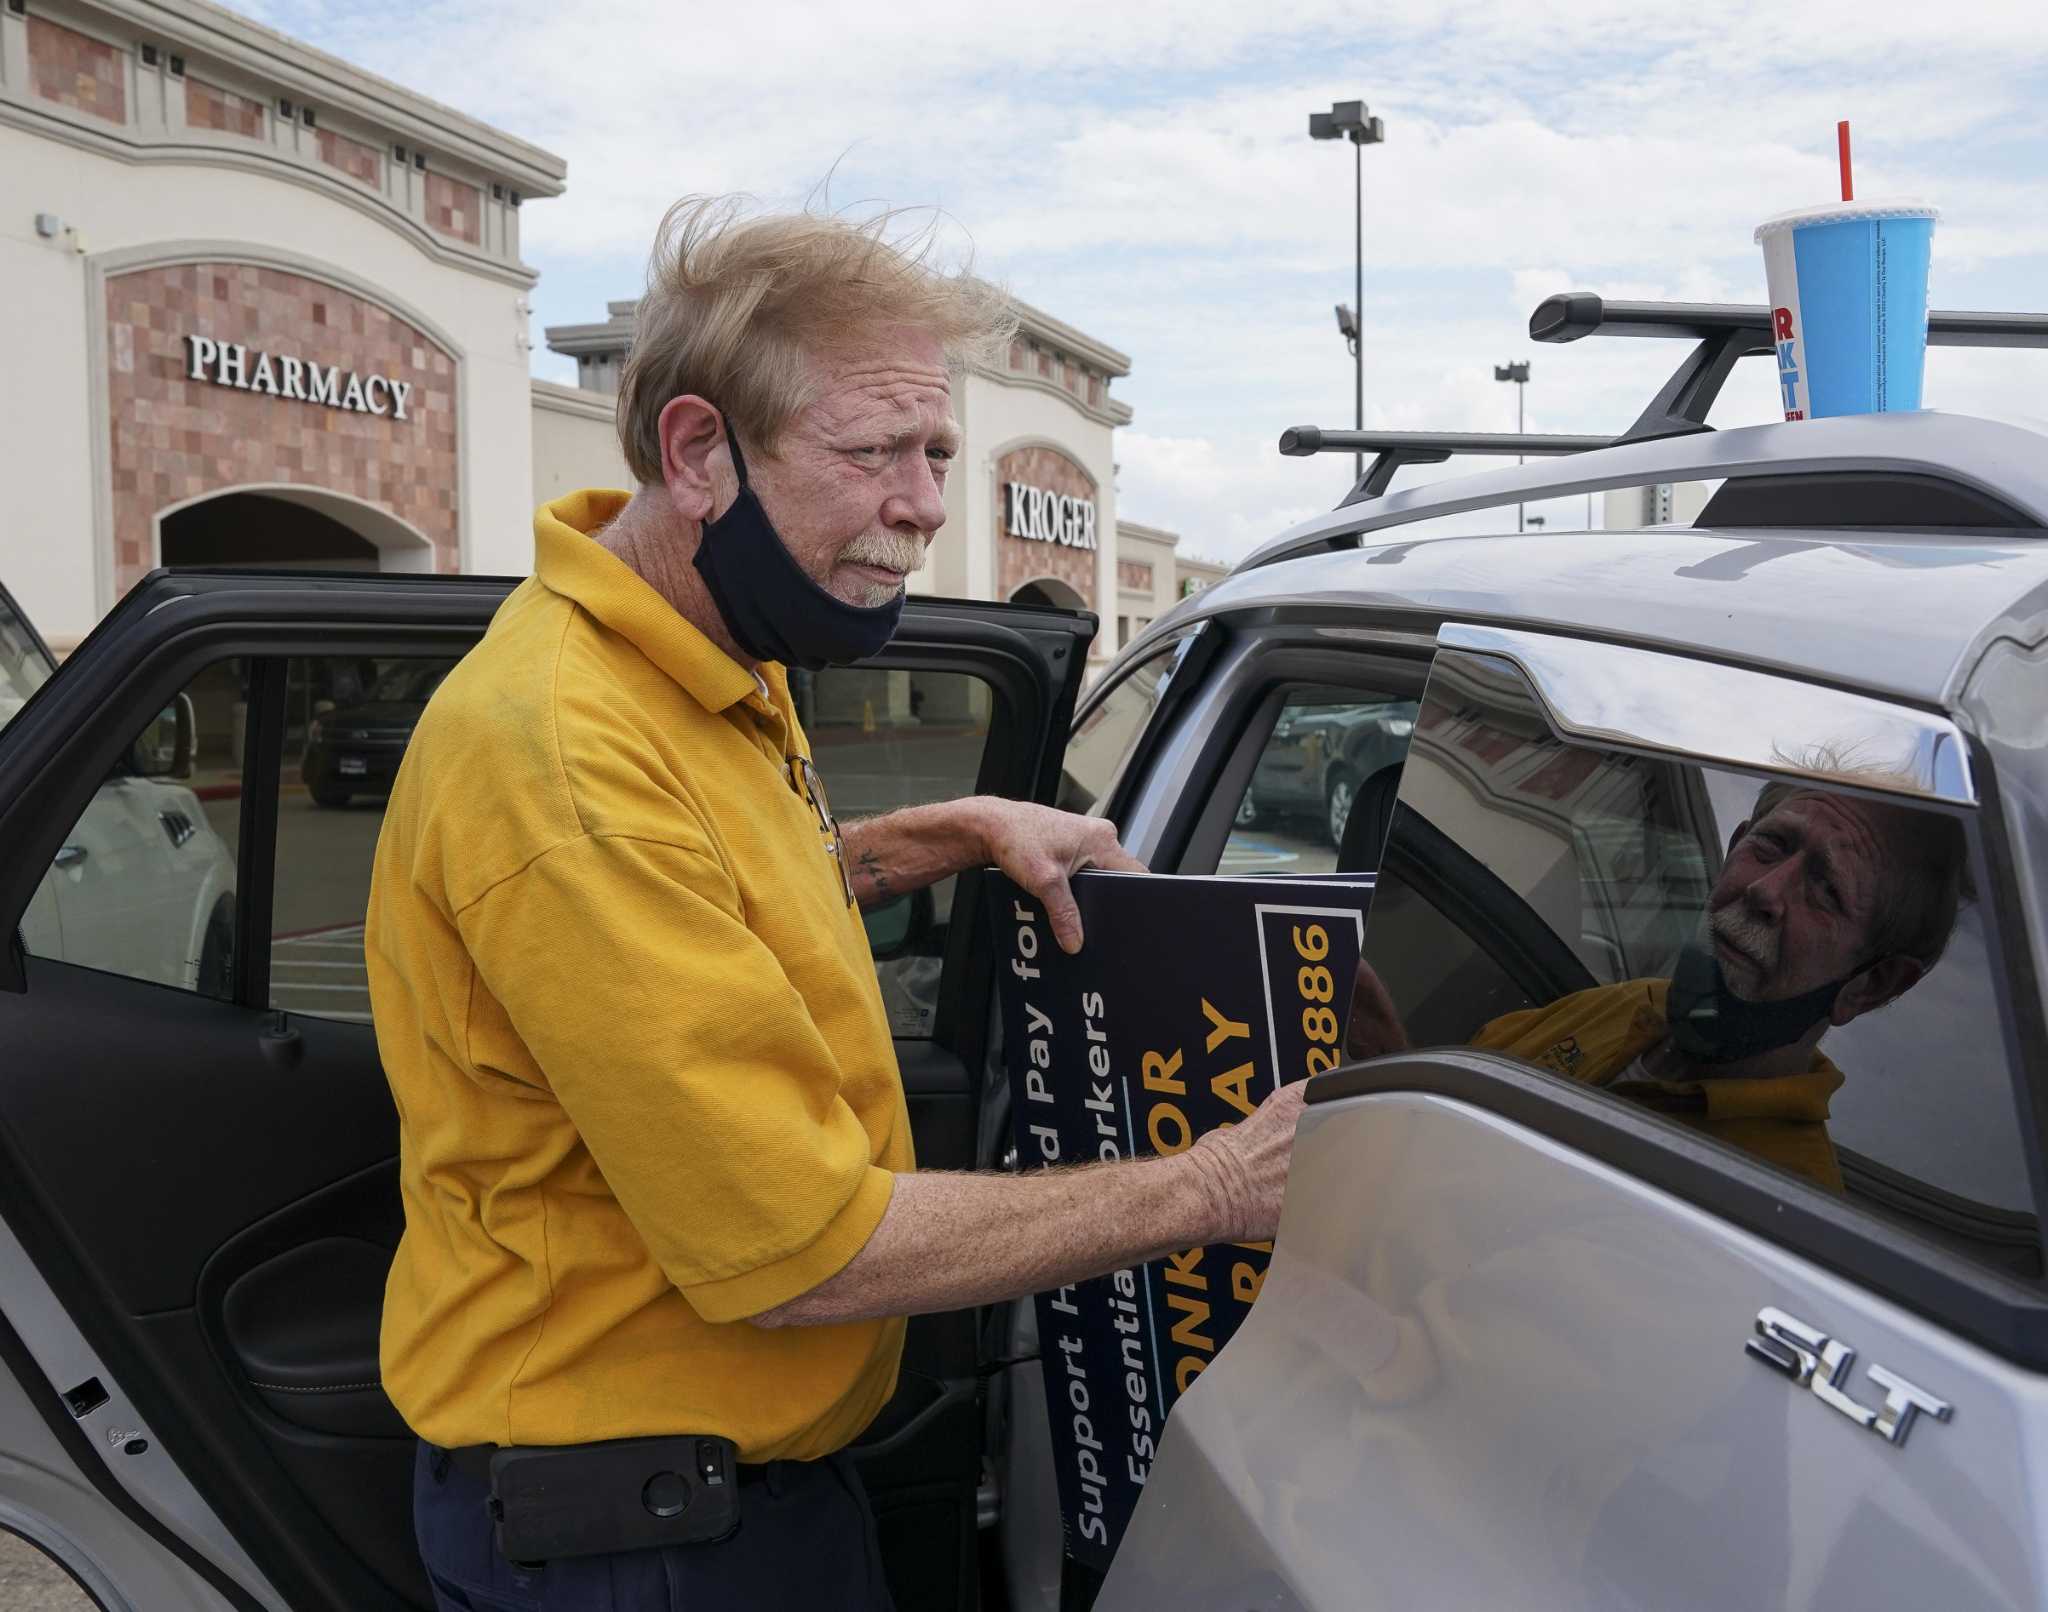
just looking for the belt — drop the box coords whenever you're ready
[441,1443,788,1488]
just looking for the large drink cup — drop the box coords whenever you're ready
[1755,202,1938,420]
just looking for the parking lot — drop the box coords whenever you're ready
[1217,819,1341,878]
[0,1533,91,1611]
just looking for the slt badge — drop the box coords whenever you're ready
[1746,1306,1952,1447]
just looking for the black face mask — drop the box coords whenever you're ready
[1664,936,1861,1063]
[691,417,905,671]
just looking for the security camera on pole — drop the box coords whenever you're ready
[1309,100,1385,486]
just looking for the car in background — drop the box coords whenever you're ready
[300,658,457,807]
[3,578,237,995]
[1232,693,1416,845]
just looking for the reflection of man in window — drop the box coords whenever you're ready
[1355,775,1967,1192]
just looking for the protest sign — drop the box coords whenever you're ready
[992,869,1370,1576]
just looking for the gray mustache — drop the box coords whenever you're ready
[1711,906,1778,974]
[840,535,927,574]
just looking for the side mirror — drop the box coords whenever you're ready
[129,693,195,779]
[862,885,936,961]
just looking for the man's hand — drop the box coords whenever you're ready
[1186,1079,1311,1242]
[978,800,1146,954]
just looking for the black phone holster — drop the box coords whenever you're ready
[484,1434,741,1563]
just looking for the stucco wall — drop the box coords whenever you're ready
[107,261,460,590]
[0,119,535,641]
[530,381,632,514]
[953,367,1119,666]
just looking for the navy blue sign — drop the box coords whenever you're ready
[992,870,1370,1574]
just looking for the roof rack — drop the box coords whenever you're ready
[1278,428,1615,505]
[1281,293,2048,508]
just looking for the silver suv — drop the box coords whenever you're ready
[0,293,2042,1612]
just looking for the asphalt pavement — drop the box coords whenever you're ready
[0,1532,92,1611]
[1217,817,1341,878]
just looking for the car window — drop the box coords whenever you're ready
[21,659,245,997]
[1219,684,1419,876]
[270,655,456,1023]
[794,665,995,1037]
[1056,639,1185,817]
[0,591,55,727]
[1353,646,2039,1277]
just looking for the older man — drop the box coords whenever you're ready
[1347,773,1967,1191]
[366,198,1305,1611]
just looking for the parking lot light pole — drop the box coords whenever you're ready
[1494,361,1530,531]
[1310,99,1385,485]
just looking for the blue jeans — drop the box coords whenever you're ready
[413,1441,894,1611]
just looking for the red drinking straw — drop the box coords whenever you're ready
[1838,120,1854,202]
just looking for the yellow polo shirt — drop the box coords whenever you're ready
[1472,979,1845,1193]
[367,489,911,1460]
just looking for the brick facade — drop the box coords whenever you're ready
[1117,558,1153,591]
[105,263,460,595]
[28,15,125,124]
[317,127,382,187]
[996,445,1097,609]
[185,77,264,139]
[425,172,481,244]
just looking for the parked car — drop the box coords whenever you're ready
[1,292,2045,1612]
[1232,694,1415,845]
[2,578,236,998]
[300,658,457,807]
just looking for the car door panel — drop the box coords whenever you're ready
[1102,1053,2046,1612]
[0,573,1090,1612]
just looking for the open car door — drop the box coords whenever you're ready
[1100,626,2048,1611]
[0,568,1091,1612]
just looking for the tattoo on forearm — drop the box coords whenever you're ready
[857,848,891,900]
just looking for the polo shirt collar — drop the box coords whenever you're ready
[1624,979,1845,1122]
[533,490,759,714]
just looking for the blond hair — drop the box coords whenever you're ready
[616,196,1015,486]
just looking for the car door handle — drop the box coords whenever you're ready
[52,846,87,871]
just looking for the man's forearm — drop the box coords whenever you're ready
[753,1154,1226,1328]
[842,798,993,910]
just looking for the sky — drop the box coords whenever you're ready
[245,0,2048,564]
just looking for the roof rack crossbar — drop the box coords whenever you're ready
[1530,294,2048,350]
[1533,293,2048,442]
[1278,428,1617,508]
[1274,293,2048,518]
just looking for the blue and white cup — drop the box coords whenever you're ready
[1754,201,1938,420]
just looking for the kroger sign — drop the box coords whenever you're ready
[1003,481,1098,551]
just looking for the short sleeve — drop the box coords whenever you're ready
[1469,1003,1545,1054]
[456,832,895,1323]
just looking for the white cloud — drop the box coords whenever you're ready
[247,0,2048,560]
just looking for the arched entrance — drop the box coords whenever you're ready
[156,485,435,574]
[1008,576,1089,611]
[155,486,437,771]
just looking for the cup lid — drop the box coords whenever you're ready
[1755,200,1939,241]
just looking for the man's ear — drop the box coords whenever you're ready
[1831,955,1926,1026]
[655,395,729,524]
